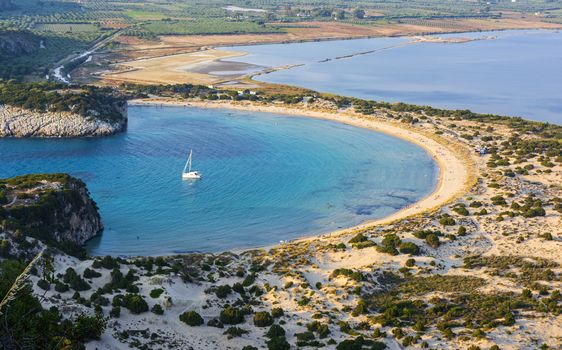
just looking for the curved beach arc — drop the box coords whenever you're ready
[129,98,476,244]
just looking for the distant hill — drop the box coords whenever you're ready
[0,30,41,58]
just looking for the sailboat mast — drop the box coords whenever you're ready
[183,150,192,173]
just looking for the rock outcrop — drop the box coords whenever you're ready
[0,173,103,245]
[0,104,127,137]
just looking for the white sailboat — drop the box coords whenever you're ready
[182,149,201,180]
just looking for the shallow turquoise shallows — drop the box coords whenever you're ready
[0,106,437,256]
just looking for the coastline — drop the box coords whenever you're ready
[129,98,476,246]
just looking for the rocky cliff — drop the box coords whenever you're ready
[0,174,103,246]
[0,104,127,137]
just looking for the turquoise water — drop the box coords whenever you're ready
[223,30,562,124]
[0,106,437,256]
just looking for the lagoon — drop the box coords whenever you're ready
[0,106,437,256]
[223,30,562,124]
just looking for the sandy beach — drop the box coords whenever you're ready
[129,98,476,236]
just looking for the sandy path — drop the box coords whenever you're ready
[129,99,476,239]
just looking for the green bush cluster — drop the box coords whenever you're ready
[220,305,244,324]
[179,310,204,326]
[122,294,148,314]
[253,311,274,327]
[63,267,90,291]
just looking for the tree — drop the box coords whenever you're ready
[332,10,345,20]
[353,8,365,19]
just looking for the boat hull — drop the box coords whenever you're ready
[182,171,201,180]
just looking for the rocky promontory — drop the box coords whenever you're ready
[0,81,127,138]
[0,173,103,250]
[0,104,127,137]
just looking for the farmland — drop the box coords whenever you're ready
[34,23,100,33]
[133,19,284,36]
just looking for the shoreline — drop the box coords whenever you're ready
[129,98,476,251]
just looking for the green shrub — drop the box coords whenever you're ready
[220,306,244,324]
[37,279,50,291]
[523,207,545,218]
[349,233,367,243]
[232,282,245,294]
[254,311,274,327]
[63,268,90,291]
[266,324,286,338]
[54,282,69,293]
[242,273,256,287]
[377,234,401,255]
[207,318,224,328]
[152,304,164,315]
[351,299,368,316]
[336,336,367,350]
[122,294,148,314]
[149,288,164,298]
[439,215,456,226]
[453,206,470,216]
[215,284,232,298]
[399,242,420,255]
[271,307,284,318]
[71,314,107,342]
[267,336,290,350]
[83,268,101,279]
[307,321,330,338]
[425,234,440,248]
[413,230,441,239]
[179,310,204,326]
[223,326,248,339]
[110,306,120,318]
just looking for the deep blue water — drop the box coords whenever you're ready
[223,30,562,124]
[0,106,437,255]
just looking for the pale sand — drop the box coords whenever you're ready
[129,98,476,239]
[104,49,247,85]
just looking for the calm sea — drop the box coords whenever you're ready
[0,106,437,255]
